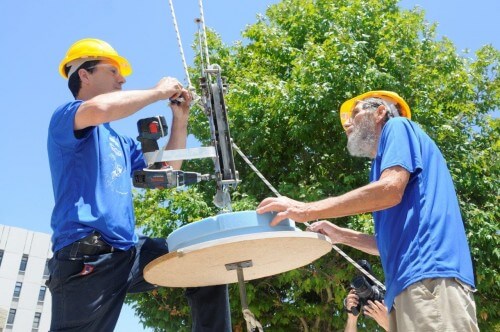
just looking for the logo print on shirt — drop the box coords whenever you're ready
[107,136,127,194]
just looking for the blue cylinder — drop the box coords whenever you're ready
[167,211,297,251]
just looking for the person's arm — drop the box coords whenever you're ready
[363,300,389,331]
[163,89,192,170]
[344,291,360,332]
[307,220,379,255]
[74,77,183,130]
[257,165,410,226]
[310,165,409,218]
[344,314,358,332]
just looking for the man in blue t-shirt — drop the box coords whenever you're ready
[46,38,231,332]
[257,91,478,331]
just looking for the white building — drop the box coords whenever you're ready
[0,225,52,332]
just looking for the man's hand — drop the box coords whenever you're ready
[344,290,360,332]
[306,220,344,244]
[345,290,360,316]
[363,300,389,331]
[158,78,191,170]
[154,77,184,100]
[256,196,311,226]
[170,88,192,120]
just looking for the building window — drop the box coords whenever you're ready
[32,312,42,331]
[38,286,47,304]
[7,308,16,327]
[43,259,50,279]
[13,282,22,299]
[19,254,29,274]
[0,249,4,267]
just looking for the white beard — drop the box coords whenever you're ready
[347,114,378,158]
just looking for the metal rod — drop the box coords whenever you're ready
[237,266,249,310]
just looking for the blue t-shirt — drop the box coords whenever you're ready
[47,100,146,252]
[370,117,475,310]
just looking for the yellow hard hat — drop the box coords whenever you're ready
[59,38,132,79]
[340,90,411,126]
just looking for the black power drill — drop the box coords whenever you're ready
[132,116,206,189]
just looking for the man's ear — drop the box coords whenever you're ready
[78,68,91,85]
[375,105,387,124]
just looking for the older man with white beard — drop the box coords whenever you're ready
[257,91,478,332]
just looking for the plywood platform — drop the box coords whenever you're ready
[144,231,332,287]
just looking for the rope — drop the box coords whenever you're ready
[232,143,386,291]
[327,242,385,291]
[232,143,281,198]
[167,0,193,88]
[243,309,264,332]
[198,0,211,67]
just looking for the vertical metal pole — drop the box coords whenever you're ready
[226,261,261,332]
[236,266,249,310]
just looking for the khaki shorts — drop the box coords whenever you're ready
[389,278,479,332]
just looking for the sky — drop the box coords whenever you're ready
[0,0,498,331]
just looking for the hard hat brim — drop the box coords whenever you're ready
[59,54,132,79]
[340,90,411,126]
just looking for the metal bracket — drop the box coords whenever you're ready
[225,260,253,310]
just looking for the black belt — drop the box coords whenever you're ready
[63,232,119,259]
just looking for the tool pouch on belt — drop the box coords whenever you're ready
[56,231,118,261]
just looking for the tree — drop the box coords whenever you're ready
[129,0,499,330]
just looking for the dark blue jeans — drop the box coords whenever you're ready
[47,236,231,331]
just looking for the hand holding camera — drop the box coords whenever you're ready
[345,260,385,316]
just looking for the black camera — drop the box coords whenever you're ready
[347,260,385,315]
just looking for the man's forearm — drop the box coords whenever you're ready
[309,179,402,220]
[164,113,188,170]
[344,315,358,332]
[306,167,409,221]
[76,89,165,129]
[337,227,379,255]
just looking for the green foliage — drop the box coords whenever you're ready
[129,0,499,330]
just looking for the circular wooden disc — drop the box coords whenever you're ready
[144,231,332,287]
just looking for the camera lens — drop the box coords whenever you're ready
[351,276,372,298]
